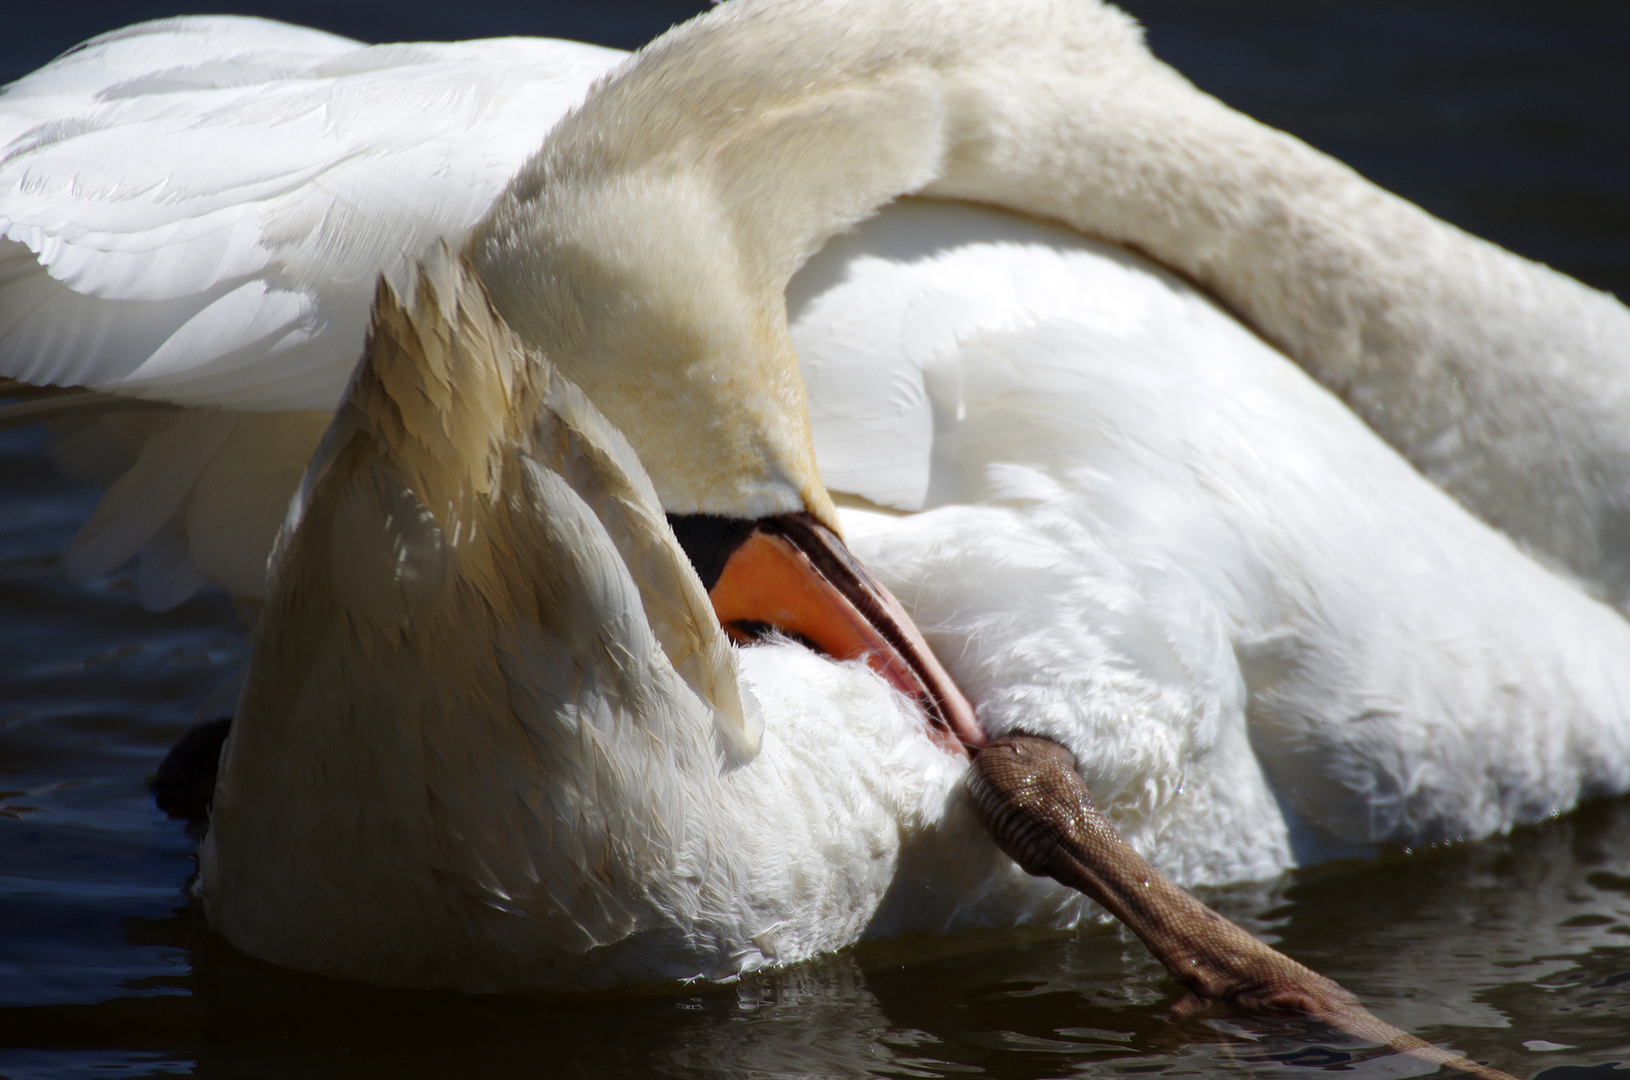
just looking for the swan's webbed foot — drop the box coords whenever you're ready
[152,717,231,832]
[966,734,1516,1080]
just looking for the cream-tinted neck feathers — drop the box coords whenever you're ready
[470,0,1630,597]
[261,246,756,773]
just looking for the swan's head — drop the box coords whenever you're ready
[465,186,982,751]
[464,44,983,753]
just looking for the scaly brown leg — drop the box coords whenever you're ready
[967,734,1516,1080]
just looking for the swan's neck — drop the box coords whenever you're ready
[471,0,1630,596]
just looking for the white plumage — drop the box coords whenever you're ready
[1,17,619,408]
[799,203,1630,883]
[3,0,1630,991]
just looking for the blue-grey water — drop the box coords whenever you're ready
[2,2,1629,1077]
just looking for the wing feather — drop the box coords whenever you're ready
[0,18,623,606]
[1,17,624,409]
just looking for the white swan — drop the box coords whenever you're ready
[3,0,1630,996]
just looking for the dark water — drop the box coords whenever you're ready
[3,2,1630,1078]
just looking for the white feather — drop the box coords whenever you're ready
[0,17,622,408]
[797,201,1630,881]
[2,16,622,605]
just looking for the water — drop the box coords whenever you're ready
[3,2,1629,1077]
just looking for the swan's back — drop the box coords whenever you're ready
[793,200,1630,878]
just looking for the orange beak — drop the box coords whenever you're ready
[677,513,985,758]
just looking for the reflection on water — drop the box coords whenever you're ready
[3,0,1630,1077]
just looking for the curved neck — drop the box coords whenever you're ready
[472,0,1630,585]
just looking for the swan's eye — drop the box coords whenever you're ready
[667,512,758,589]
